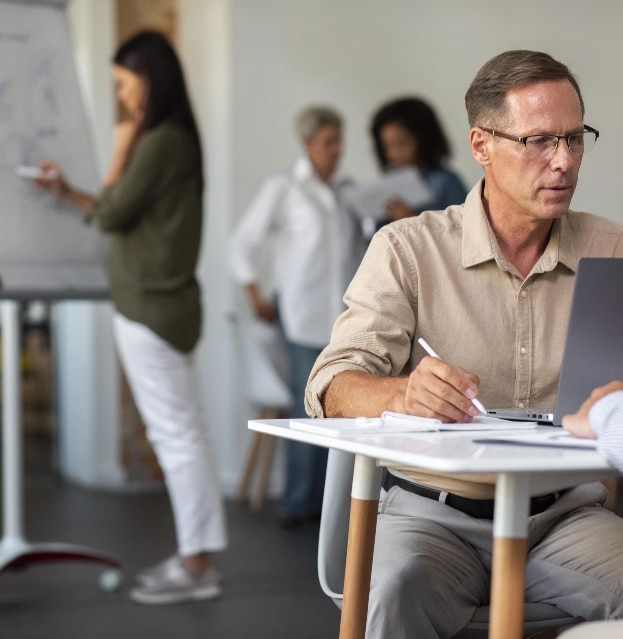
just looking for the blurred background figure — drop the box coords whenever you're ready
[229,105,366,528]
[35,30,227,605]
[370,96,468,224]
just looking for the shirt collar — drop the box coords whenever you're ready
[291,153,347,189]
[462,177,578,275]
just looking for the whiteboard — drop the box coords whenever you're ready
[0,0,107,292]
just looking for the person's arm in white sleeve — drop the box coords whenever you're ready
[563,381,623,471]
[228,175,286,323]
[590,389,623,472]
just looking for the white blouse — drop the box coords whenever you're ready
[590,390,623,472]
[229,155,366,348]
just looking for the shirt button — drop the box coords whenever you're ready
[520,290,527,298]
[517,401,526,409]
[520,346,527,355]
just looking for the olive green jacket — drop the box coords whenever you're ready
[93,121,203,352]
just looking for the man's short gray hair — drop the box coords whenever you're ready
[465,50,584,129]
[295,105,342,142]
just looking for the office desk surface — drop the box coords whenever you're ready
[250,419,616,475]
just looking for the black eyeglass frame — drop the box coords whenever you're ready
[479,125,600,152]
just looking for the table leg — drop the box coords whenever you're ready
[339,455,383,639]
[1,300,25,554]
[0,300,120,579]
[489,473,530,639]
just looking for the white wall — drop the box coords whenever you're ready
[228,0,623,222]
[63,0,623,496]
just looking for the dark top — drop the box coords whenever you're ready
[420,166,468,212]
[375,165,468,233]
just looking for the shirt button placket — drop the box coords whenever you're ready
[515,283,532,408]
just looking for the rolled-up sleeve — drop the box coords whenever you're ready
[304,230,418,417]
[94,127,183,232]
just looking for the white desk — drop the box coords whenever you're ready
[249,418,619,639]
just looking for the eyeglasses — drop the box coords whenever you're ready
[480,125,599,158]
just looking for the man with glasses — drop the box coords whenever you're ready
[306,50,623,638]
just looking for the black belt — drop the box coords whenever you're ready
[382,470,560,520]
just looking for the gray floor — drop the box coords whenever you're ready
[0,470,340,639]
[3,438,622,639]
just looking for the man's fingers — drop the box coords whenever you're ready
[405,357,480,422]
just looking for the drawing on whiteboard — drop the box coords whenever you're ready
[0,1,107,291]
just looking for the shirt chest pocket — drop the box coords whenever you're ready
[279,188,328,242]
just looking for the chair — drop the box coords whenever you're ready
[318,449,580,638]
[559,620,623,638]
[233,315,291,511]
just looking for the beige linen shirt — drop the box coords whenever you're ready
[305,178,623,498]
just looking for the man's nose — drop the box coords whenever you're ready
[550,137,576,169]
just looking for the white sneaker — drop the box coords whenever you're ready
[130,557,223,605]
[135,554,180,587]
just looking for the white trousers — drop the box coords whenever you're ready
[113,313,227,556]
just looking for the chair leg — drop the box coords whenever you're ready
[250,434,275,512]
[237,408,282,511]
[236,432,264,502]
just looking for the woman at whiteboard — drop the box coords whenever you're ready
[36,30,227,606]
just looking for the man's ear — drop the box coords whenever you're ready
[470,128,490,167]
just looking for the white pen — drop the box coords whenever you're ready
[417,337,487,414]
[15,165,59,180]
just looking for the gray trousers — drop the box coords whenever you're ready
[367,482,623,639]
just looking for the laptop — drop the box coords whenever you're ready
[486,257,623,425]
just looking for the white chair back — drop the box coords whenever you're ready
[233,314,291,411]
[317,449,354,606]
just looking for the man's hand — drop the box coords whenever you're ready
[562,381,623,439]
[402,355,481,422]
[321,359,482,422]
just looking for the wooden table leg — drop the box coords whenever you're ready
[237,409,282,509]
[236,432,263,502]
[489,473,530,639]
[339,455,383,639]
[251,433,275,512]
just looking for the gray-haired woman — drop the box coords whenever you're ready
[229,105,366,527]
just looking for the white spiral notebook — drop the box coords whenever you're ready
[289,412,537,437]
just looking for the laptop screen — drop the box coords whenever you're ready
[552,257,623,425]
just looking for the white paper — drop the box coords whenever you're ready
[289,414,537,438]
[343,167,433,221]
[381,412,537,432]
[289,417,439,437]
[473,430,597,449]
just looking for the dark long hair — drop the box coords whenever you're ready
[370,97,451,171]
[113,30,201,156]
